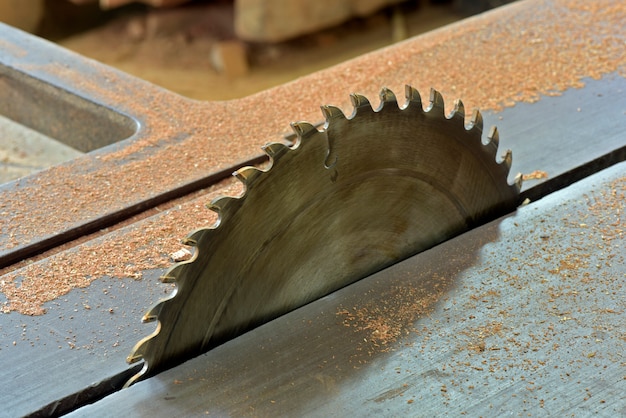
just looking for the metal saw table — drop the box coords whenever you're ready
[1,0,625,416]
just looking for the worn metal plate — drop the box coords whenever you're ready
[1,73,622,416]
[0,0,625,415]
[70,159,626,416]
[483,71,626,192]
[1,65,625,418]
[0,268,167,417]
[1,5,626,268]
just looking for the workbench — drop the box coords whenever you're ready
[1,0,625,416]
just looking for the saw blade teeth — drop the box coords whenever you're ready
[502,149,514,171]
[469,109,484,135]
[142,313,158,323]
[143,300,166,323]
[126,353,143,364]
[160,273,176,283]
[207,196,237,222]
[378,87,398,109]
[427,88,446,115]
[290,121,319,139]
[404,85,422,109]
[513,172,523,190]
[349,93,371,112]
[145,288,177,320]
[487,125,500,152]
[235,166,264,186]
[321,105,347,124]
[262,142,289,158]
[181,235,198,246]
[451,99,466,122]
[123,363,149,388]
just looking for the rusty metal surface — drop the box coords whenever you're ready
[70,160,626,417]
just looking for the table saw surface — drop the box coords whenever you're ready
[1,0,625,416]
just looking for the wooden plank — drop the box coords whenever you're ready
[70,159,626,416]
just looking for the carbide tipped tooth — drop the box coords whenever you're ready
[142,313,158,323]
[126,354,143,364]
[183,228,206,245]
[404,85,422,109]
[290,121,318,139]
[208,195,235,214]
[235,166,263,184]
[487,125,500,149]
[379,87,397,105]
[428,88,445,114]
[469,109,484,134]
[182,236,198,246]
[452,99,465,121]
[262,142,288,158]
[123,371,145,389]
[320,105,346,122]
[513,172,523,190]
[350,93,371,110]
[502,149,513,169]
[160,274,176,283]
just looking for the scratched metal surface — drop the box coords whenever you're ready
[0,269,167,417]
[1,74,623,416]
[70,159,626,417]
[483,72,626,191]
[0,2,625,415]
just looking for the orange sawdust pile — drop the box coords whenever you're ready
[0,178,243,315]
[337,279,447,353]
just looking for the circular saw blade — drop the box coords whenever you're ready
[126,86,521,386]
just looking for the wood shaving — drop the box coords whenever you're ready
[522,170,549,181]
[170,247,193,262]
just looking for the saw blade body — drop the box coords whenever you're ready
[126,86,520,386]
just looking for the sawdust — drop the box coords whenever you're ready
[0,178,244,315]
[522,170,549,181]
[445,174,626,382]
[337,276,449,354]
[1,0,626,315]
[367,0,626,113]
